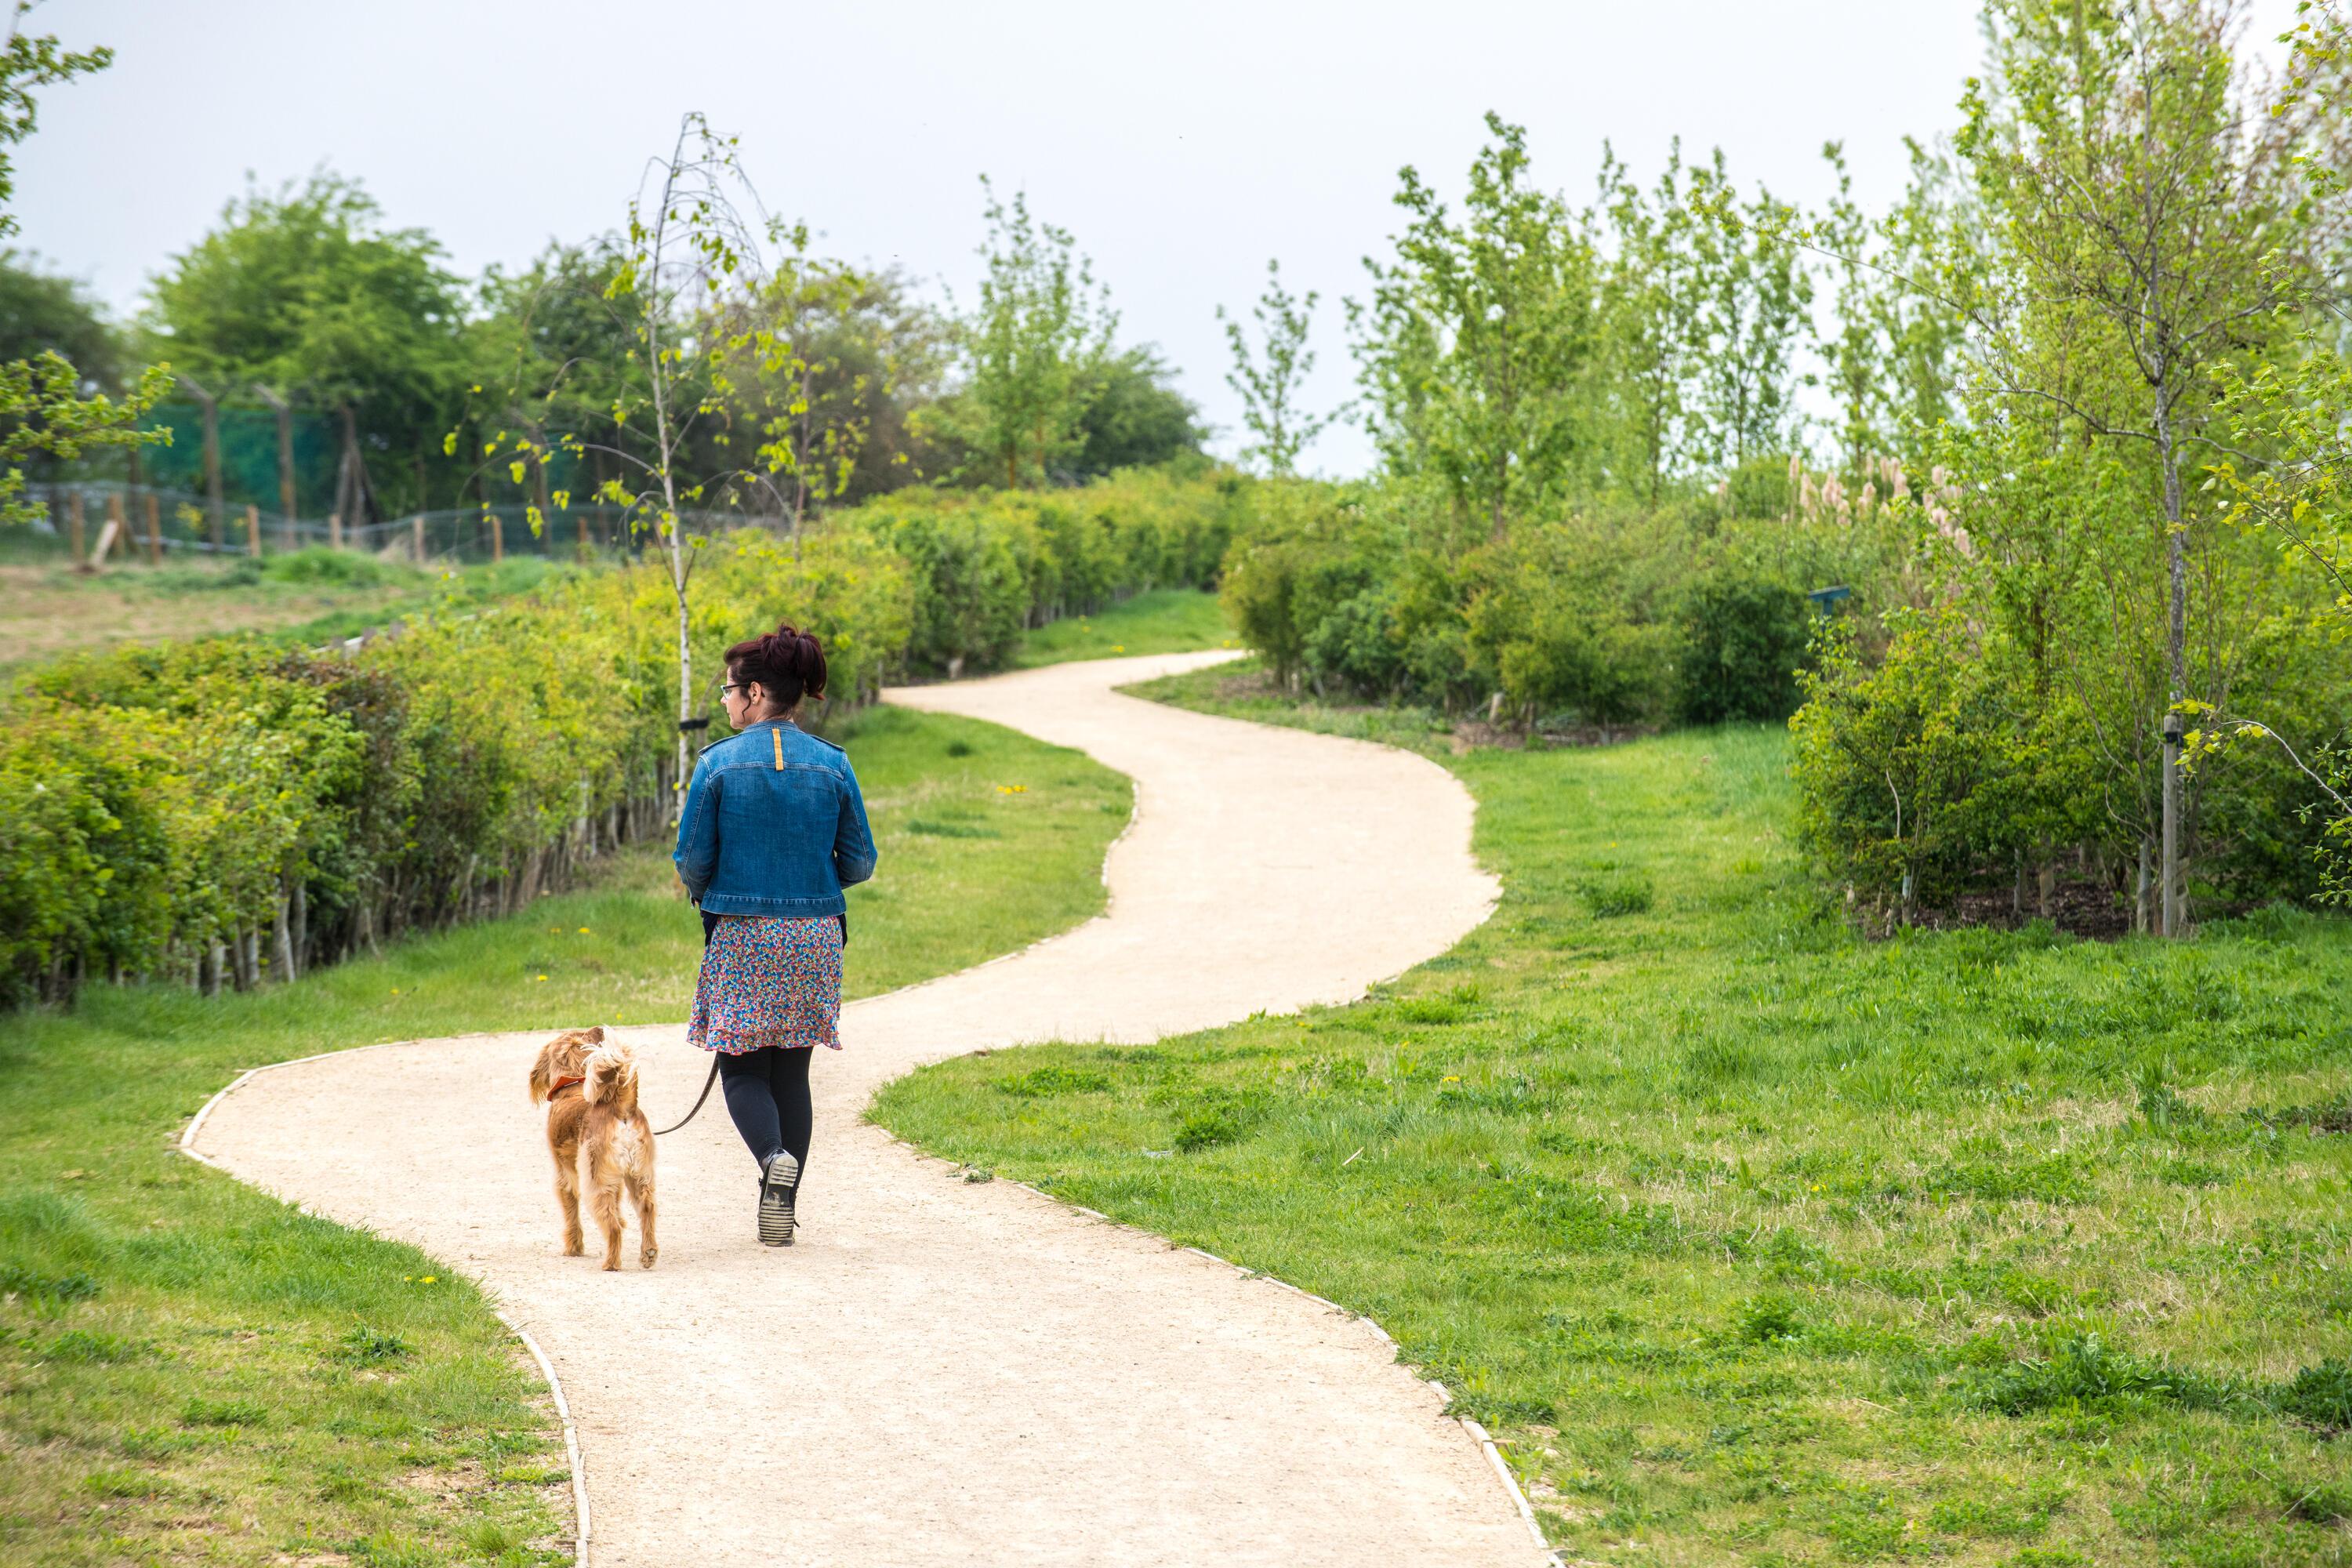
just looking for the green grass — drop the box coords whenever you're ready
[0,703,1127,1566]
[1006,588,1235,668]
[873,657,2352,1568]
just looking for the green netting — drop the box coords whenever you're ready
[136,400,341,517]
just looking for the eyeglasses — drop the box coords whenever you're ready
[720,681,753,697]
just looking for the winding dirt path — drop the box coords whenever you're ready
[192,651,1542,1566]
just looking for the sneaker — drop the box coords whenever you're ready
[758,1152,800,1247]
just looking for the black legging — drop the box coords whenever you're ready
[717,1046,814,1188]
[700,909,834,1187]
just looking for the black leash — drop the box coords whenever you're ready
[655,909,848,1138]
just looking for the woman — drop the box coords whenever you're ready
[673,621,877,1247]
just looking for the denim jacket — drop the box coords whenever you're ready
[673,720,878,918]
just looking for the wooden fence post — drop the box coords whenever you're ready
[143,492,162,564]
[412,513,426,563]
[245,504,263,559]
[491,510,504,564]
[329,511,343,550]
[107,492,126,563]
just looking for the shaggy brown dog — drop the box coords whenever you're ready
[528,1026,658,1270]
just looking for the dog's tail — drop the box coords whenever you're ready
[583,1043,640,1115]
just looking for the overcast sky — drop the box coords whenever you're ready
[11,0,2308,477]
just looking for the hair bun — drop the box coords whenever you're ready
[724,619,828,710]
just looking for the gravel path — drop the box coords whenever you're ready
[193,651,1541,1566]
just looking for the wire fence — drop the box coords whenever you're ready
[10,481,779,568]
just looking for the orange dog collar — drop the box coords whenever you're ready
[548,1074,586,1097]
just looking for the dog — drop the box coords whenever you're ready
[528,1026,658,1270]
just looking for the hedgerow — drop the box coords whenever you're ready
[0,469,1241,1005]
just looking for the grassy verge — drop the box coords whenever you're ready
[0,550,574,672]
[1006,588,1233,668]
[0,704,1127,1567]
[873,656,2352,1568]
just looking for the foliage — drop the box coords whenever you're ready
[0,10,162,528]
[0,250,119,389]
[1791,611,2103,925]
[858,467,1245,677]
[1220,259,1332,477]
[947,180,1115,488]
[1352,113,1601,543]
[1675,568,1813,724]
[1069,344,1202,478]
[0,466,1238,1004]
[0,3,108,242]
[143,172,467,517]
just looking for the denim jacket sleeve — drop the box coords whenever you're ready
[833,755,878,888]
[673,752,721,902]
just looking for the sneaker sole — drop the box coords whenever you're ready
[758,1153,800,1247]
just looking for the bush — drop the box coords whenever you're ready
[1789,612,2099,925]
[1677,572,1813,724]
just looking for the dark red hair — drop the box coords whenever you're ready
[724,621,826,710]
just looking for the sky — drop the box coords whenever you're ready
[10,0,2310,477]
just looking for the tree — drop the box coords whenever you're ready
[143,172,466,520]
[1073,344,1202,476]
[954,180,1113,488]
[1352,113,1601,544]
[0,250,118,387]
[1958,0,2339,934]
[2198,0,2352,901]
[1686,158,1812,473]
[1595,143,1708,505]
[1220,258,1330,476]
[0,5,162,527]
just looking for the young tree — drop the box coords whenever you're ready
[955,180,1113,488]
[0,5,162,525]
[1352,112,1601,543]
[1595,143,1707,505]
[1958,0,2339,934]
[470,115,797,808]
[1686,159,1813,474]
[1220,258,1330,476]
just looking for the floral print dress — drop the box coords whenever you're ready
[687,914,844,1053]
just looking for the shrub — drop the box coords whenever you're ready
[1677,571,1813,724]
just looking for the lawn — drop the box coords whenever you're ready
[873,658,2352,1568]
[0,701,1128,1567]
[0,549,575,672]
[1005,588,1233,668]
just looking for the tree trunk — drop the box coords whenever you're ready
[2154,363,2189,938]
[272,887,296,983]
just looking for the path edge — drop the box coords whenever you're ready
[177,1040,593,1568]
[1008,1178,1563,1568]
